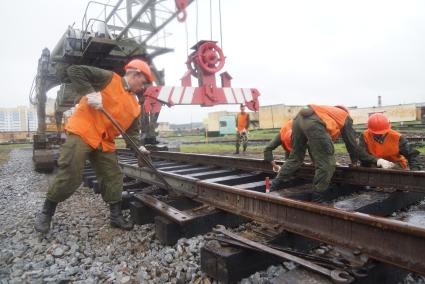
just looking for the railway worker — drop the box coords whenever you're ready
[235,104,250,154]
[263,119,293,172]
[269,105,372,199]
[358,113,423,170]
[34,59,153,233]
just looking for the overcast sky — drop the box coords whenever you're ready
[1,0,424,124]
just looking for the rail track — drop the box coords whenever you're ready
[175,135,425,147]
[82,149,425,282]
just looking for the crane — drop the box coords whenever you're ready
[29,0,260,171]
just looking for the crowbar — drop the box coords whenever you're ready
[213,225,354,283]
[100,108,173,191]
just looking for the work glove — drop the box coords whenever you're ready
[87,92,103,110]
[63,107,75,119]
[137,146,151,168]
[376,158,395,169]
[242,128,249,135]
[271,161,281,173]
[138,145,150,155]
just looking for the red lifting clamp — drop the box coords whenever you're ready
[196,41,225,74]
[184,40,226,87]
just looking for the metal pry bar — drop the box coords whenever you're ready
[100,108,173,191]
[213,225,354,283]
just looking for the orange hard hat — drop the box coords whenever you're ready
[335,105,349,113]
[283,129,293,152]
[367,113,391,135]
[124,59,154,82]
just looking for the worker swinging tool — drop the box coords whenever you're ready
[34,60,168,233]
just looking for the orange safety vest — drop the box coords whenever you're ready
[65,73,141,152]
[363,129,408,169]
[309,105,349,140]
[279,119,292,152]
[237,112,249,132]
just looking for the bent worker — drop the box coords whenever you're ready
[235,104,250,154]
[270,105,372,198]
[359,113,423,170]
[263,119,293,172]
[35,59,153,233]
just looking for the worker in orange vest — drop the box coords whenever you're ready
[270,105,372,200]
[359,113,422,170]
[264,119,293,172]
[235,104,250,154]
[35,59,153,233]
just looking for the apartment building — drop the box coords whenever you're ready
[0,106,38,132]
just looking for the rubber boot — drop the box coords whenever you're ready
[110,202,134,230]
[34,199,57,233]
[310,191,325,203]
[234,147,240,154]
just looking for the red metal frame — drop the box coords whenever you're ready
[143,40,260,114]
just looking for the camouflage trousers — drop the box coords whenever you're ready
[272,113,336,192]
[46,134,123,204]
[235,132,248,152]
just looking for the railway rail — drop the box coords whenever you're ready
[125,150,425,192]
[83,149,425,280]
[170,135,425,148]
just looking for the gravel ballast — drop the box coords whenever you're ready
[1,147,424,284]
[0,148,209,283]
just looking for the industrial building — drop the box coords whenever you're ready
[206,103,425,134]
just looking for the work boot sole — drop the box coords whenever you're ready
[110,221,134,231]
